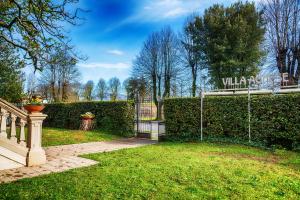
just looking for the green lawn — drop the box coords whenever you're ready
[1,142,300,199]
[42,128,120,146]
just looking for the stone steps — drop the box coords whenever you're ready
[0,155,23,170]
[0,146,27,165]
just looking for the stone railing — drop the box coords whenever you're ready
[0,98,47,166]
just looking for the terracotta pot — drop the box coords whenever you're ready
[24,105,45,113]
[82,116,94,120]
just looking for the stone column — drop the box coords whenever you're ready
[0,108,8,138]
[26,113,47,166]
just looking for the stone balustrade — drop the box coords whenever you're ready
[0,98,47,166]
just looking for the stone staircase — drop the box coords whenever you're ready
[0,98,47,168]
[0,155,23,170]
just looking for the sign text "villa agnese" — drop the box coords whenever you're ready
[222,73,289,88]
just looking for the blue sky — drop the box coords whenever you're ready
[58,0,261,84]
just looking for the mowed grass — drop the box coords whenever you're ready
[42,128,120,146]
[1,142,300,199]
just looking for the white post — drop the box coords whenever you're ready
[19,119,26,146]
[0,108,8,138]
[26,113,47,166]
[200,90,204,141]
[248,86,251,143]
[10,114,17,142]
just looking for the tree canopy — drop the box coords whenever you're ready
[108,77,121,101]
[263,0,300,85]
[194,2,265,88]
[0,42,24,102]
[0,0,83,71]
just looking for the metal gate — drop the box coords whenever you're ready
[135,94,155,137]
[134,86,166,140]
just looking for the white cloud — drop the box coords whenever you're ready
[140,0,262,20]
[105,0,263,32]
[78,62,130,69]
[104,0,200,32]
[135,0,198,21]
[164,7,188,18]
[107,49,124,56]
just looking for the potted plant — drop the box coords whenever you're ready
[81,112,95,120]
[24,95,45,113]
[80,112,95,130]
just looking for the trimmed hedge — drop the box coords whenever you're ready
[43,101,135,137]
[164,94,300,150]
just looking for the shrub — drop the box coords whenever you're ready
[164,94,300,150]
[43,101,135,137]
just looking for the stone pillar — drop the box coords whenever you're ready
[26,113,47,166]
[0,108,8,138]
[10,114,17,142]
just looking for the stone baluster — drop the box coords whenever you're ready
[10,114,17,142]
[26,113,47,166]
[0,108,8,138]
[19,119,26,146]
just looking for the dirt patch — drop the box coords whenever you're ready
[204,152,280,164]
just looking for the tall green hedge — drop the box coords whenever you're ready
[43,101,135,137]
[164,94,300,150]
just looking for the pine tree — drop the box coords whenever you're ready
[194,2,265,88]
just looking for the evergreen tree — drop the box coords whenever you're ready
[193,2,265,88]
[0,42,24,102]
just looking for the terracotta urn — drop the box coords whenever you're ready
[24,105,45,113]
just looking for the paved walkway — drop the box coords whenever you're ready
[0,138,156,184]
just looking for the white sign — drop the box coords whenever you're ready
[222,73,289,88]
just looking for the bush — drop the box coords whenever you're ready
[43,101,135,137]
[164,94,300,150]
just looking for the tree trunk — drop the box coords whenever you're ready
[57,80,61,102]
[50,81,57,102]
[157,101,163,121]
[192,67,197,97]
[152,75,159,120]
[62,82,68,102]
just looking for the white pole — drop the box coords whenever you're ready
[248,86,251,143]
[200,89,204,141]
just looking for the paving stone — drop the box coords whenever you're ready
[0,138,156,184]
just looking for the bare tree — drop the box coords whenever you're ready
[180,15,206,96]
[123,77,147,100]
[263,0,300,84]
[108,77,121,101]
[83,80,94,101]
[58,56,80,102]
[133,32,160,112]
[26,73,37,96]
[133,27,180,119]
[36,83,51,102]
[39,46,80,102]
[160,27,181,98]
[96,78,107,101]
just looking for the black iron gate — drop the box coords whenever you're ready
[135,94,155,137]
[134,84,166,139]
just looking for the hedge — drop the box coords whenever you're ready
[164,94,300,150]
[43,101,135,137]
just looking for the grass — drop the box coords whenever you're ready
[1,142,300,199]
[10,127,120,147]
[42,128,120,146]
